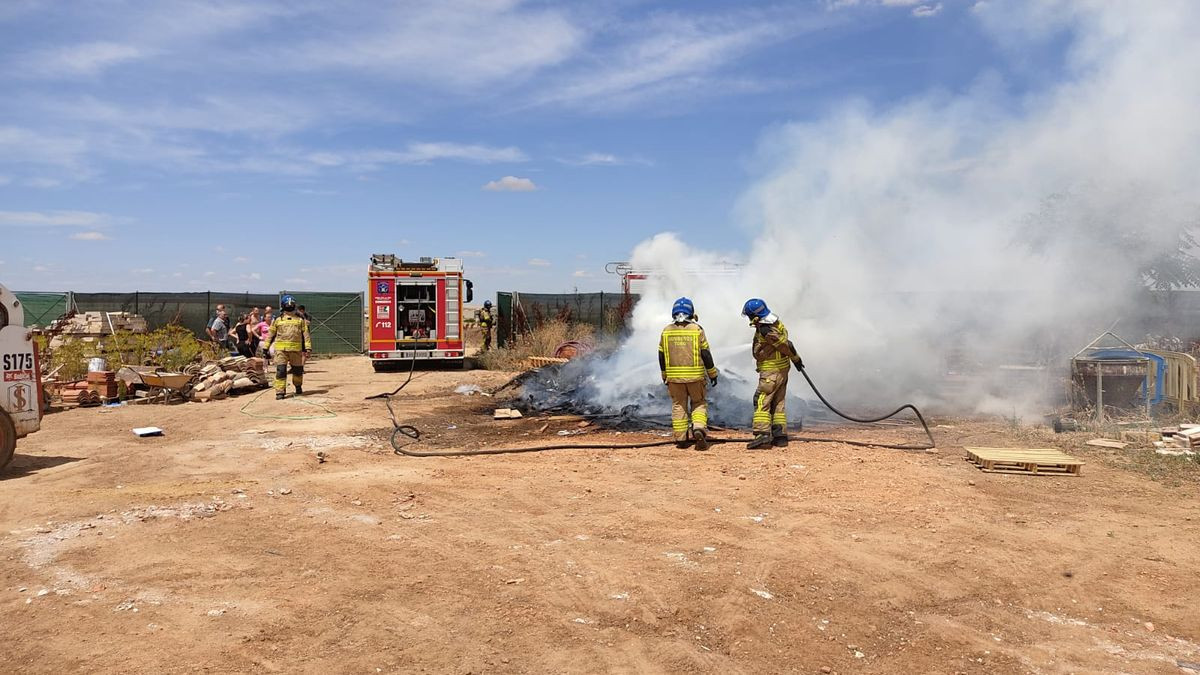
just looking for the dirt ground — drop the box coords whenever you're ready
[2,356,1198,674]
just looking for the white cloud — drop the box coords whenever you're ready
[25,177,62,188]
[531,9,830,111]
[131,267,154,275]
[572,269,594,278]
[483,176,538,192]
[881,0,921,6]
[32,265,50,273]
[23,41,148,77]
[274,3,583,89]
[457,250,487,258]
[0,210,110,227]
[912,3,943,17]
[284,277,309,285]
[308,142,527,171]
[528,258,552,267]
[233,256,249,263]
[559,152,652,167]
[70,231,110,241]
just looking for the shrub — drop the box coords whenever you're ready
[476,320,594,371]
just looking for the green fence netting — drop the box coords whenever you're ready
[14,290,363,355]
[280,291,364,354]
[496,291,638,347]
[14,292,69,327]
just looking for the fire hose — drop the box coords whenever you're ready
[368,357,936,457]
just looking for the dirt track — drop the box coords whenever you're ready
[2,356,1198,674]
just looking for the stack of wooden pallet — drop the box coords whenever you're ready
[63,311,149,335]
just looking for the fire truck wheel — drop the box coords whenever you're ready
[448,359,464,370]
[0,410,15,471]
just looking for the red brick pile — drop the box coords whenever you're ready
[61,381,102,406]
[87,370,119,399]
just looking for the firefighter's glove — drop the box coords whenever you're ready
[755,323,772,337]
[709,375,718,388]
[792,357,805,371]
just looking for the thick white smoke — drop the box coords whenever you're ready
[586,1,1200,423]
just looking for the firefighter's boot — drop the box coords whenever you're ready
[693,428,709,452]
[676,424,693,449]
[294,385,303,396]
[746,433,773,450]
[772,424,789,448]
[276,391,286,400]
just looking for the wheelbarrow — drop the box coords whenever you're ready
[138,371,193,404]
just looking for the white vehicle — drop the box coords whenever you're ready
[0,284,41,469]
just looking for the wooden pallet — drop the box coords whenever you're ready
[964,447,1084,476]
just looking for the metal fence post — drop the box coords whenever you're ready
[600,291,606,334]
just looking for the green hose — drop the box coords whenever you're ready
[239,388,337,420]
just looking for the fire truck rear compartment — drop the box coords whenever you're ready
[397,282,438,342]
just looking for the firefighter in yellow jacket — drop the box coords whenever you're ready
[741,298,804,449]
[477,300,495,351]
[659,297,719,451]
[266,295,311,399]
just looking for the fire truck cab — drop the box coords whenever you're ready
[0,283,42,469]
[367,255,473,370]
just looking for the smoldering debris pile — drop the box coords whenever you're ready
[512,355,837,430]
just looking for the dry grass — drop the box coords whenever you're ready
[476,320,595,371]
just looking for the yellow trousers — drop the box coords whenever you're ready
[273,351,304,393]
[752,369,788,433]
[667,380,708,442]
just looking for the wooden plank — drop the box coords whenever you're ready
[1086,439,1128,449]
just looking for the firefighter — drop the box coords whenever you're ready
[478,300,495,351]
[266,295,311,399]
[659,297,719,451]
[742,298,804,449]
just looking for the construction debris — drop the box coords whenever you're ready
[189,357,268,401]
[60,382,102,406]
[47,311,149,349]
[1152,424,1200,453]
[493,408,523,419]
[1086,438,1128,449]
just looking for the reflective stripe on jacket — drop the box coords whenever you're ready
[753,320,791,372]
[659,322,711,382]
[269,314,310,352]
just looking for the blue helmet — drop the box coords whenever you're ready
[671,297,695,319]
[483,300,492,309]
[742,298,769,320]
[281,294,297,311]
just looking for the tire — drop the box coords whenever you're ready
[0,410,15,471]
[447,359,465,370]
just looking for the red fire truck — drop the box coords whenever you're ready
[367,254,473,370]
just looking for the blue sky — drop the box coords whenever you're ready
[0,0,1065,300]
